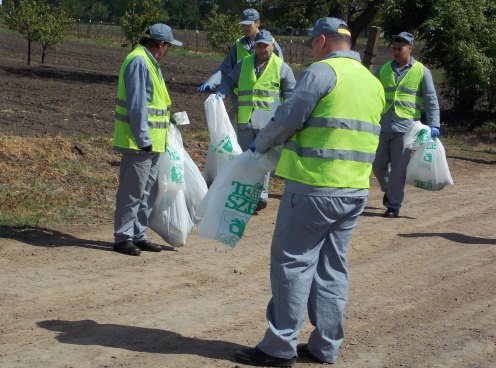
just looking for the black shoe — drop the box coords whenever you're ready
[113,240,141,256]
[297,344,325,363]
[383,208,399,218]
[256,199,268,212]
[235,347,295,367]
[134,239,162,252]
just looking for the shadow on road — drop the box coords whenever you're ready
[0,226,115,251]
[447,155,496,165]
[0,226,177,252]
[399,232,496,245]
[38,319,244,362]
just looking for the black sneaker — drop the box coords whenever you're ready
[296,344,325,363]
[383,208,399,218]
[134,239,162,252]
[235,347,295,367]
[113,240,141,256]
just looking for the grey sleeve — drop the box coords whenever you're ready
[280,62,296,100]
[216,61,242,97]
[124,57,152,148]
[422,66,440,127]
[274,41,284,61]
[205,44,238,89]
[256,63,336,153]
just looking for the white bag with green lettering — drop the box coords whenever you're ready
[203,94,243,186]
[149,124,194,247]
[197,148,281,248]
[405,123,453,191]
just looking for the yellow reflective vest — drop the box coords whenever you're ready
[276,57,385,188]
[112,45,169,152]
[237,53,282,124]
[379,61,424,118]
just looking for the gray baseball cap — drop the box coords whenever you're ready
[147,23,183,46]
[239,8,260,25]
[392,32,414,46]
[254,30,273,45]
[305,17,351,46]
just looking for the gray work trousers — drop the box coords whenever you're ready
[114,152,160,243]
[257,189,367,363]
[372,131,412,210]
[237,124,269,202]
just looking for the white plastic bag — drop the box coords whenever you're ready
[250,99,280,130]
[149,189,193,247]
[405,122,453,191]
[203,94,243,185]
[197,148,281,248]
[183,149,208,224]
[149,124,195,247]
[159,123,185,190]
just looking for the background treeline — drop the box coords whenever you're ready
[1,0,495,125]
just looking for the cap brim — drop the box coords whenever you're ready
[255,41,272,45]
[392,35,409,44]
[170,40,183,46]
[239,20,255,25]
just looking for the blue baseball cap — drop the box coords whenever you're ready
[147,23,183,46]
[392,32,414,46]
[254,30,273,45]
[239,8,260,25]
[306,17,351,46]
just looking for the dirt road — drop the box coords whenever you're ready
[0,29,495,368]
[1,156,495,368]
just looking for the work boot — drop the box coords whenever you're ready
[134,239,162,252]
[113,240,141,256]
[235,347,295,367]
[296,344,325,363]
[383,208,399,218]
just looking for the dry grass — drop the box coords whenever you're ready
[0,135,119,227]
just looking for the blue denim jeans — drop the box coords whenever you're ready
[257,190,367,363]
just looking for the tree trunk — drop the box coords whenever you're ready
[27,40,31,66]
[41,46,47,64]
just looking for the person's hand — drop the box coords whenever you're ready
[430,126,440,139]
[214,92,223,99]
[248,138,256,152]
[197,82,212,92]
[140,144,152,152]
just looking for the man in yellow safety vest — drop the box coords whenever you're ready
[215,30,295,212]
[233,18,385,367]
[373,32,440,218]
[197,8,283,94]
[112,24,182,256]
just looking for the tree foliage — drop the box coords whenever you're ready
[2,0,73,65]
[203,4,239,53]
[120,0,168,49]
[382,0,496,114]
[38,4,73,64]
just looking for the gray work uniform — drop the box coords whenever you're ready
[113,47,164,244]
[217,54,296,201]
[204,36,284,89]
[372,57,440,210]
[253,51,369,363]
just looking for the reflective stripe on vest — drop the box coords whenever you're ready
[112,45,170,152]
[379,61,424,118]
[275,58,385,188]
[237,53,282,124]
